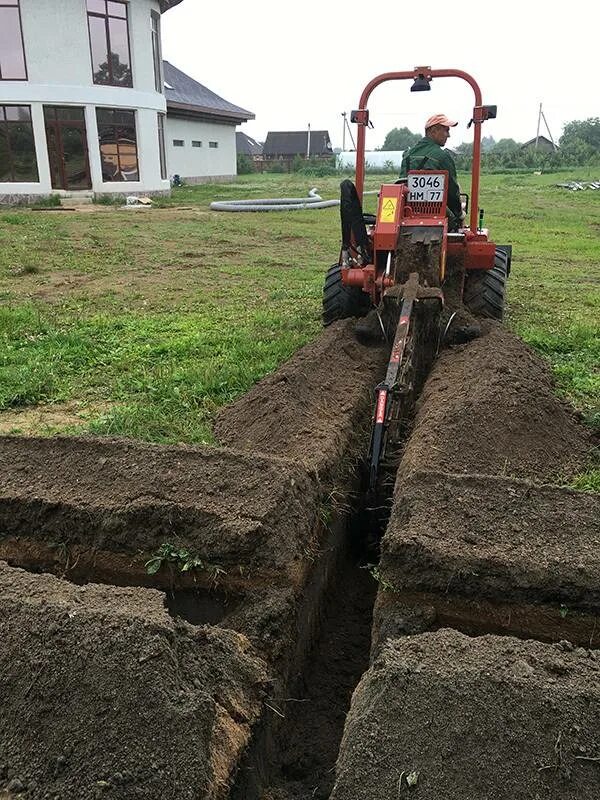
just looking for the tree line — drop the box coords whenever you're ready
[381,119,600,170]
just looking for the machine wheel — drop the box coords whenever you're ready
[463,246,511,320]
[322,263,371,326]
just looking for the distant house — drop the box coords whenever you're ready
[163,61,254,183]
[236,132,263,160]
[521,135,558,153]
[262,130,333,166]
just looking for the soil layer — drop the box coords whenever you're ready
[400,322,592,483]
[0,435,320,584]
[0,562,268,800]
[332,629,600,800]
[382,470,600,608]
[214,319,389,482]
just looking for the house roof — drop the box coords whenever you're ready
[521,135,558,150]
[159,0,184,11]
[163,61,254,124]
[236,132,263,156]
[263,131,333,157]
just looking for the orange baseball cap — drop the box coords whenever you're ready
[425,114,458,130]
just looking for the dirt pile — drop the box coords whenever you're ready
[0,562,268,800]
[0,435,321,587]
[214,319,388,483]
[383,470,600,607]
[400,322,592,483]
[332,629,600,800]
[374,323,598,648]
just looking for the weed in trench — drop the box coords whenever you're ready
[145,542,226,582]
[365,563,399,593]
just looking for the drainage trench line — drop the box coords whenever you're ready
[230,459,402,800]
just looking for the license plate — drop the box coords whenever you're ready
[408,173,446,202]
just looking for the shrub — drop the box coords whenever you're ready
[266,162,286,173]
[237,154,254,174]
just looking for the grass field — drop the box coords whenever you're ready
[1,171,598,464]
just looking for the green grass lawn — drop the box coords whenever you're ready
[0,171,598,459]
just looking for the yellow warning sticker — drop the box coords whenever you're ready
[379,197,397,223]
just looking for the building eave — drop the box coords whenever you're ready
[159,0,184,12]
[166,99,254,124]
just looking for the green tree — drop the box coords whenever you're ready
[236,154,254,174]
[93,53,132,86]
[560,118,600,150]
[454,142,473,171]
[381,127,420,151]
[559,118,600,165]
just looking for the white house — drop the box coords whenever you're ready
[0,0,212,203]
[163,60,253,184]
[0,0,181,202]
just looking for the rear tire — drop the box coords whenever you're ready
[322,263,371,326]
[463,246,511,320]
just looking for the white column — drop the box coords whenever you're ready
[85,104,102,192]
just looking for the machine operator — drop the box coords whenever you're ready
[399,114,463,229]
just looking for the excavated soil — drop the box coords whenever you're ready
[332,629,600,800]
[0,435,320,585]
[400,322,593,483]
[0,562,268,800]
[2,303,598,800]
[0,321,390,800]
[383,470,600,607]
[214,319,388,482]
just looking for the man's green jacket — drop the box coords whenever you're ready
[399,137,462,223]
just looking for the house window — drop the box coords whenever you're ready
[0,0,27,80]
[192,140,202,148]
[96,108,139,182]
[151,10,162,93]
[157,113,167,179]
[173,139,184,147]
[0,105,38,182]
[209,141,218,149]
[87,0,132,87]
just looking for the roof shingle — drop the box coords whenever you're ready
[163,61,254,123]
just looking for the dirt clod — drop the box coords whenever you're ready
[0,435,320,581]
[382,470,600,607]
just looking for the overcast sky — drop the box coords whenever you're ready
[162,0,599,151]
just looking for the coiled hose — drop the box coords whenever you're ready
[209,187,340,212]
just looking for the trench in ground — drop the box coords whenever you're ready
[231,496,385,800]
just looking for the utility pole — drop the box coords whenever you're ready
[307,123,311,159]
[535,102,542,151]
[535,103,557,151]
[342,112,346,151]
